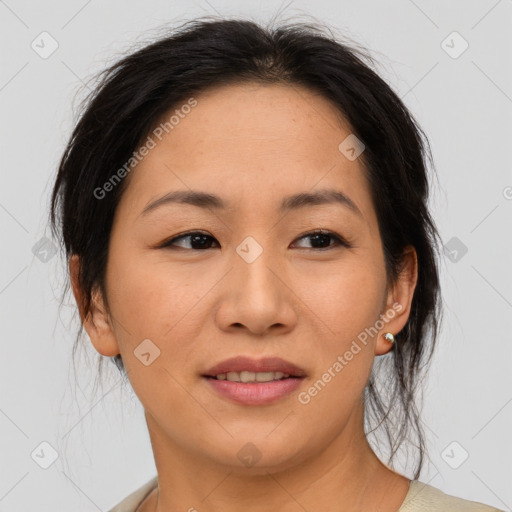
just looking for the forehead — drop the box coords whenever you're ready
[164,82,350,161]
[119,82,374,222]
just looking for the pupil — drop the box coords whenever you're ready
[191,234,212,249]
[311,234,330,248]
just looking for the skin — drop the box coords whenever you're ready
[70,82,418,512]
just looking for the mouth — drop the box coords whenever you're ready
[206,370,299,382]
[202,356,306,405]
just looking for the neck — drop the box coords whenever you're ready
[140,404,410,512]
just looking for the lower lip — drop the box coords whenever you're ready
[204,376,304,405]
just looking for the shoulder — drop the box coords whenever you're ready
[106,475,158,512]
[398,480,504,512]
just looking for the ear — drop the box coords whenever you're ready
[69,254,120,357]
[375,246,418,356]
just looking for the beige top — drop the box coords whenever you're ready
[107,476,504,512]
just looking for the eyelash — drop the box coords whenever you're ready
[158,229,352,251]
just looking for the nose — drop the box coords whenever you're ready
[215,243,298,337]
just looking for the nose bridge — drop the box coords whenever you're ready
[233,234,281,298]
[215,233,295,334]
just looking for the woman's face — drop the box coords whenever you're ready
[78,82,416,472]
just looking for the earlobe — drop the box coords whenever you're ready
[376,246,418,356]
[68,254,120,357]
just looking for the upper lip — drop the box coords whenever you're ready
[203,356,307,377]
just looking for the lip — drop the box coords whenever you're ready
[203,356,307,377]
[205,377,304,405]
[202,356,307,406]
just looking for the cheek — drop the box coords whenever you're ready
[105,248,204,336]
[293,265,385,430]
[297,254,386,396]
[104,250,207,411]
[300,255,387,342]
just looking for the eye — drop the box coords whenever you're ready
[291,230,351,250]
[159,231,219,250]
[158,229,351,251]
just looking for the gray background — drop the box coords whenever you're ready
[1,0,511,511]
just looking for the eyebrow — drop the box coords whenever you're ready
[139,188,363,218]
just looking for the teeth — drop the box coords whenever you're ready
[256,372,274,382]
[240,371,256,382]
[215,371,291,382]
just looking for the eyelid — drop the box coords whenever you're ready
[157,230,217,249]
[292,229,352,249]
[157,229,352,250]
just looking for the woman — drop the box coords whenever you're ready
[49,17,503,512]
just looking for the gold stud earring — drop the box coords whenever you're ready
[383,332,395,344]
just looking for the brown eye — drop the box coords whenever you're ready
[160,232,219,250]
[158,229,351,251]
[292,230,351,250]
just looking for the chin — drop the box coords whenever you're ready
[203,432,311,475]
